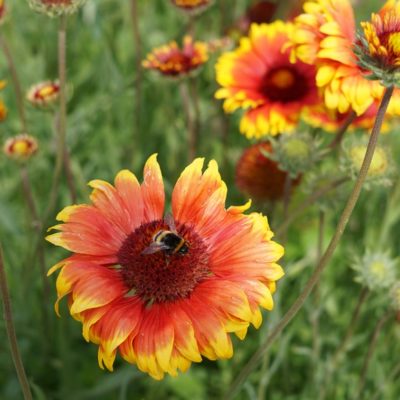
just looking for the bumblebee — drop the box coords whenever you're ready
[142,214,189,255]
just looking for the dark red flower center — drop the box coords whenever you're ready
[117,219,210,304]
[260,66,309,103]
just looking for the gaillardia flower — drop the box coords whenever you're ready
[142,36,209,78]
[290,0,400,115]
[3,134,38,161]
[27,0,86,17]
[0,80,7,122]
[236,142,300,201]
[359,0,400,85]
[46,155,284,380]
[0,0,7,23]
[26,80,60,108]
[170,0,212,14]
[216,21,318,138]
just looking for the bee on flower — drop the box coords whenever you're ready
[142,36,209,78]
[26,80,60,109]
[215,21,319,138]
[3,134,38,162]
[46,155,284,380]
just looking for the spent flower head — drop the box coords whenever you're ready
[3,134,38,162]
[235,141,301,202]
[358,1,400,86]
[267,133,323,178]
[352,250,397,291]
[27,0,86,17]
[340,136,394,189]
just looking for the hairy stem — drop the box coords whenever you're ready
[0,245,33,400]
[0,34,28,132]
[224,86,394,399]
[180,81,198,161]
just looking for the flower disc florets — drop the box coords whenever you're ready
[27,0,86,17]
[352,250,397,291]
[358,1,400,86]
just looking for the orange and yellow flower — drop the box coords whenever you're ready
[171,0,212,13]
[0,80,7,122]
[236,142,300,201]
[3,134,38,161]
[303,102,384,133]
[26,80,60,108]
[216,21,319,138]
[289,0,400,115]
[359,1,400,83]
[46,155,284,380]
[143,36,209,78]
[0,0,6,23]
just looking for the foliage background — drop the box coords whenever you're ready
[0,0,399,399]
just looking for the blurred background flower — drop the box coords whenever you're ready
[3,134,38,161]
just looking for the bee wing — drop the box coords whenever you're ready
[164,212,177,232]
[142,242,170,255]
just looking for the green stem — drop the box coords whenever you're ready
[275,176,349,237]
[45,15,68,220]
[0,245,33,400]
[0,33,28,132]
[320,287,369,400]
[224,86,394,400]
[354,311,393,400]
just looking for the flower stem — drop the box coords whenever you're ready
[130,0,143,152]
[180,80,199,161]
[320,287,369,400]
[0,245,33,400]
[275,176,349,237]
[354,311,393,400]
[45,15,68,220]
[224,86,394,400]
[0,33,28,132]
[328,111,357,150]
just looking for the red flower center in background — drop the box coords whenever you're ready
[261,66,308,103]
[117,219,210,304]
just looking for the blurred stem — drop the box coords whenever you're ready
[370,362,400,400]
[311,211,325,371]
[276,176,349,237]
[63,147,77,203]
[224,86,394,400]
[45,15,68,220]
[328,111,357,150]
[320,287,369,400]
[354,311,393,400]
[0,34,28,132]
[0,245,33,400]
[130,0,142,151]
[180,79,199,161]
[280,175,292,244]
[19,165,40,227]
